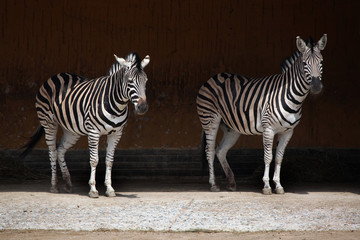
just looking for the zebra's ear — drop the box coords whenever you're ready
[141,55,150,69]
[296,36,308,53]
[114,54,131,68]
[315,34,327,51]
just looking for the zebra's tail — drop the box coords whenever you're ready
[20,126,44,159]
[200,131,208,172]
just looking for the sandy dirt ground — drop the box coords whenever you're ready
[1,180,359,239]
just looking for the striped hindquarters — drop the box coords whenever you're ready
[36,73,87,131]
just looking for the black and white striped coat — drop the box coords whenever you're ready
[197,35,327,194]
[23,52,150,198]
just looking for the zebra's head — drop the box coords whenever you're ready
[296,34,327,94]
[114,53,150,115]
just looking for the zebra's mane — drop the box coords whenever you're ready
[281,37,315,73]
[306,37,315,53]
[281,37,316,73]
[125,52,142,69]
[108,62,122,76]
[108,52,142,76]
[281,50,301,73]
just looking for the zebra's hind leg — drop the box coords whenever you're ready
[57,129,80,193]
[104,131,123,197]
[216,124,240,191]
[43,123,59,193]
[273,130,293,194]
[203,117,221,192]
[88,132,100,198]
[262,128,275,195]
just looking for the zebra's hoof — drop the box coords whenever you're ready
[50,186,59,193]
[210,185,221,192]
[275,187,285,194]
[88,190,99,198]
[63,185,72,193]
[226,183,237,192]
[105,190,116,197]
[262,188,272,195]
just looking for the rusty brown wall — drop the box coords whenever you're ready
[1,0,359,149]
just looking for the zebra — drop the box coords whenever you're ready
[22,52,150,198]
[197,34,327,194]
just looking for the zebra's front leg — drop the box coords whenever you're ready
[273,130,293,194]
[88,132,100,198]
[104,131,123,197]
[262,128,275,195]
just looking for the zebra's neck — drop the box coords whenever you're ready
[281,51,301,73]
[282,54,311,112]
[103,70,129,115]
[116,69,130,102]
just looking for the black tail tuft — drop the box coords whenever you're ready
[20,126,44,159]
[200,131,208,172]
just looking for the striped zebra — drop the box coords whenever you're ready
[197,35,327,194]
[22,52,150,198]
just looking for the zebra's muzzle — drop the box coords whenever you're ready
[134,98,148,115]
[310,77,323,94]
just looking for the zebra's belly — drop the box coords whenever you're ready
[55,113,128,136]
[265,112,302,134]
[54,118,87,136]
[84,114,128,136]
[100,120,127,135]
[223,110,301,136]
[223,118,264,136]
[221,107,264,135]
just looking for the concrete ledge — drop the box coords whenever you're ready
[1,148,359,182]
